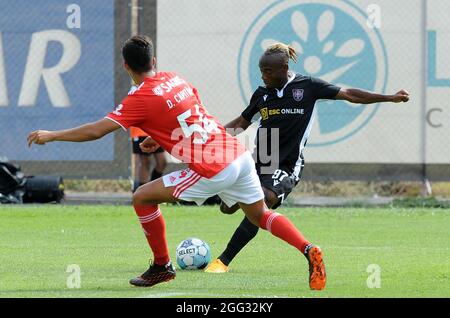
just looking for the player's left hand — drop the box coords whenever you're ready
[140,136,160,153]
[392,89,410,103]
[27,130,55,147]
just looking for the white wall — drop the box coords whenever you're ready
[157,0,450,164]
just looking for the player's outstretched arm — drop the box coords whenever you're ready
[224,115,251,136]
[336,88,410,104]
[27,118,121,147]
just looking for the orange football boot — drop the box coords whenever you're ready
[305,245,326,290]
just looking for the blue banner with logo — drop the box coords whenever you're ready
[0,0,114,161]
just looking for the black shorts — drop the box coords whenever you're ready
[259,169,298,209]
[132,136,164,155]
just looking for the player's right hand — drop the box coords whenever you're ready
[27,130,55,147]
[139,136,160,153]
[392,89,410,103]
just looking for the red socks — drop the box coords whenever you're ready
[133,204,170,265]
[259,211,310,254]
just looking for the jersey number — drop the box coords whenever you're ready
[272,169,289,181]
[177,104,220,144]
[113,104,123,116]
[272,169,289,186]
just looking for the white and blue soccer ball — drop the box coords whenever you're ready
[176,238,211,270]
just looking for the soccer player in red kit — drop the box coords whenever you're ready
[27,36,326,290]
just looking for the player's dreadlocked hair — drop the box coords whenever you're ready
[122,35,154,73]
[264,42,298,63]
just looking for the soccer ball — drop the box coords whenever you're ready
[176,238,211,270]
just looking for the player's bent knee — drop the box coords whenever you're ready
[266,197,279,209]
[239,200,266,228]
[264,195,279,209]
[220,202,239,214]
[132,189,145,206]
[132,187,156,206]
[240,210,263,227]
[263,188,279,209]
[248,215,262,228]
[133,179,176,206]
[219,204,229,214]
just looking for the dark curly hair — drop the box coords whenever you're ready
[122,35,154,73]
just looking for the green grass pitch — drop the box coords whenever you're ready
[0,205,449,298]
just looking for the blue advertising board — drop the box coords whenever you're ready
[0,0,114,161]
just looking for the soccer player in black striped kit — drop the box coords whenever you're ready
[205,42,409,273]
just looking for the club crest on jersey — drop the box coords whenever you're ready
[292,89,304,102]
[152,86,164,96]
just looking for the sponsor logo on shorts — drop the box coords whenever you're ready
[179,170,189,178]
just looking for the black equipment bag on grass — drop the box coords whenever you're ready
[0,158,64,204]
[0,159,26,204]
[23,176,65,203]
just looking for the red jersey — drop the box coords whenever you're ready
[106,72,246,178]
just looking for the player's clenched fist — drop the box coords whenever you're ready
[392,89,410,103]
[27,130,55,147]
[139,136,160,153]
